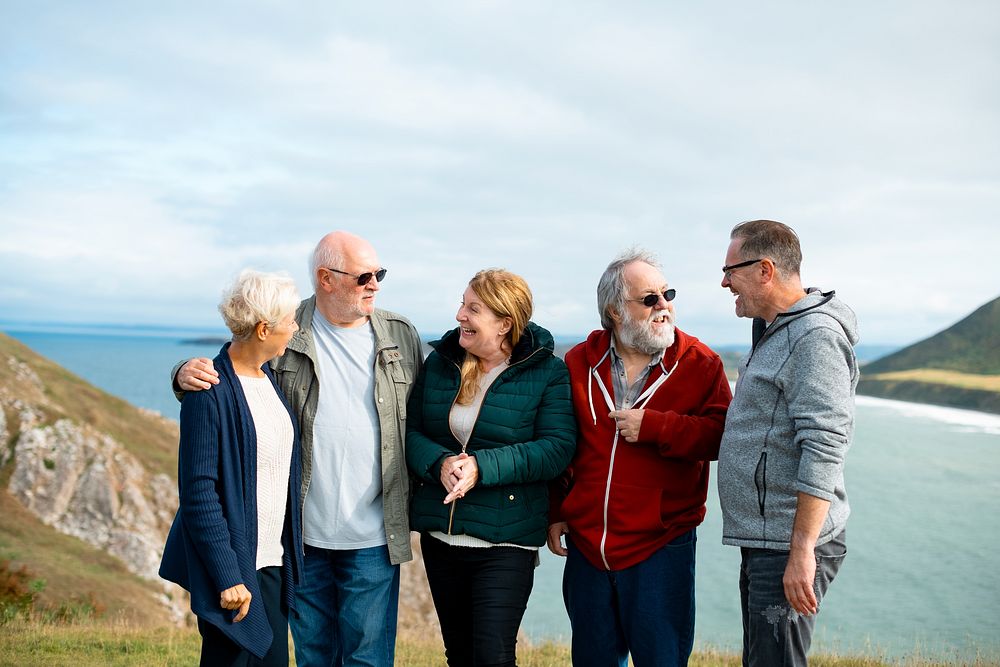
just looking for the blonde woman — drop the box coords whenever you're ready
[406,269,577,667]
[160,269,303,667]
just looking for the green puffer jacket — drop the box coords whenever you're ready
[406,321,577,547]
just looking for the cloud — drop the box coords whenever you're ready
[1,1,998,345]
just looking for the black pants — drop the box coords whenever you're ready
[421,533,536,667]
[198,566,288,667]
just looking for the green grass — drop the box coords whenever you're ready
[0,619,995,666]
[0,483,168,626]
[0,619,200,667]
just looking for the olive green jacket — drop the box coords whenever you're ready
[274,297,423,564]
[175,296,423,564]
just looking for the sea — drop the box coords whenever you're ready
[4,325,999,663]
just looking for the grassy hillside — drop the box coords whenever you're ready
[0,332,181,625]
[864,296,1000,375]
[0,332,179,477]
[858,296,1000,413]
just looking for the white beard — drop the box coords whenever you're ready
[618,307,676,356]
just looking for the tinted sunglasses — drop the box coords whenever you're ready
[630,289,676,307]
[326,267,387,285]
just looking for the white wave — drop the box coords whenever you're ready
[855,395,1000,436]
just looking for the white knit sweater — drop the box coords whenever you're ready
[238,374,294,569]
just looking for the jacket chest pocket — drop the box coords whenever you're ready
[380,349,413,419]
[271,354,302,395]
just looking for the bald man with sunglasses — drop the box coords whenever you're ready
[547,248,732,667]
[174,231,423,667]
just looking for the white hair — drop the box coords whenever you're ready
[218,269,300,341]
[309,237,344,290]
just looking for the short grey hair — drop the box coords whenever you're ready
[309,238,344,290]
[219,269,300,341]
[596,247,661,330]
[730,220,802,277]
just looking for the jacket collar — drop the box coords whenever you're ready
[285,294,403,360]
[430,321,552,367]
[583,326,694,371]
[751,288,837,351]
[284,296,318,361]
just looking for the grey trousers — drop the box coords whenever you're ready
[739,530,847,667]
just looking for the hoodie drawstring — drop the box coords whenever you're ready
[588,344,679,570]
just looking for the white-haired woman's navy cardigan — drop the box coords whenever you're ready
[159,344,303,659]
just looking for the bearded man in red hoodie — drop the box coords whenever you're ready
[548,248,732,667]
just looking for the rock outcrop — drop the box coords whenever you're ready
[1,352,186,622]
[9,418,177,582]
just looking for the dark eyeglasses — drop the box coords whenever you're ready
[628,289,676,307]
[325,267,387,285]
[721,258,762,280]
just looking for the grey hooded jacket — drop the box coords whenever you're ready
[718,289,859,550]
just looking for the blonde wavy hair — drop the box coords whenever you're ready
[456,269,533,405]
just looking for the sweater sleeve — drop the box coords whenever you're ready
[178,389,243,593]
[782,326,856,501]
[474,360,578,487]
[171,359,187,403]
[636,353,732,461]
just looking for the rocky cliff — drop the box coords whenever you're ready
[1,337,187,622]
[0,332,439,635]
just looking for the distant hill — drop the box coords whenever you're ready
[864,296,1000,375]
[859,296,1000,414]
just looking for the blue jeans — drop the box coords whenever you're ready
[289,544,399,667]
[563,529,697,667]
[739,530,847,667]
[420,533,536,667]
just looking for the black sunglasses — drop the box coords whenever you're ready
[326,267,387,286]
[628,289,676,307]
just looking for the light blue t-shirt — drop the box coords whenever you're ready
[303,312,385,550]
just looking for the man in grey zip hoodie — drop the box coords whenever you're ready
[718,220,859,667]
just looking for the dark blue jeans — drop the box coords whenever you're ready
[563,529,697,667]
[289,544,399,667]
[739,530,847,667]
[420,533,536,667]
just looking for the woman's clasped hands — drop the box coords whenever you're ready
[440,452,479,504]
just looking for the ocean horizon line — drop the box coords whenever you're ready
[0,320,904,359]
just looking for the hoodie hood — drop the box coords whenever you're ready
[752,289,859,357]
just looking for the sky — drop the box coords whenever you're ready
[1,1,998,347]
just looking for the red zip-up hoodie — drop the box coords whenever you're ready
[550,327,732,571]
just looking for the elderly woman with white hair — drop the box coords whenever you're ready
[160,269,304,667]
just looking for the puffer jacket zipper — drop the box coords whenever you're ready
[444,345,545,534]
